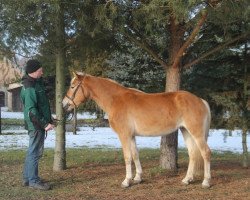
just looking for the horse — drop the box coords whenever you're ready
[62,72,212,189]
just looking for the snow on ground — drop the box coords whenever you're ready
[1,108,96,119]
[1,127,248,153]
[1,108,24,119]
[0,109,249,152]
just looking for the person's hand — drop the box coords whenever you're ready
[45,123,55,131]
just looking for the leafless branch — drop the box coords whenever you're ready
[172,10,208,68]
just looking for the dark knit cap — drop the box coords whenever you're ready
[25,59,42,74]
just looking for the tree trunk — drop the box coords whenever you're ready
[53,1,67,171]
[159,67,180,170]
[159,16,183,170]
[242,48,249,168]
[242,128,248,168]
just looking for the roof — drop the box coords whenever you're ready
[0,57,23,86]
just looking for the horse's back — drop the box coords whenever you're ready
[124,90,205,113]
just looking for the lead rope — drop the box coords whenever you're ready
[52,107,75,126]
[44,110,74,140]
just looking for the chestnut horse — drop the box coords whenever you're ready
[62,72,211,188]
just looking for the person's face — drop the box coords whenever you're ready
[32,68,43,79]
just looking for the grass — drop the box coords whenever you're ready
[0,148,249,200]
[0,148,161,166]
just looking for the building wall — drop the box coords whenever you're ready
[10,87,23,111]
[0,85,23,111]
[0,91,5,107]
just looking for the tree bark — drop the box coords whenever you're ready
[159,15,183,170]
[172,10,207,69]
[160,66,180,170]
[53,1,67,171]
[242,48,249,168]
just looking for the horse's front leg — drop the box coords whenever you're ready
[131,137,142,184]
[119,135,133,188]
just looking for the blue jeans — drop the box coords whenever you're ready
[23,130,45,184]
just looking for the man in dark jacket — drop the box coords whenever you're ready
[21,59,54,190]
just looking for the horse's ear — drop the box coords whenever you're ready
[69,68,77,78]
[72,71,78,78]
[75,71,85,78]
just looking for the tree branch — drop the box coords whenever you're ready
[123,29,168,68]
[183,32,250,69]
[172,10,208,68]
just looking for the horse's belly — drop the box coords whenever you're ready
[133,121,179,137]
[135,129,178,137]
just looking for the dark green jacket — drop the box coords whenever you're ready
[20,75,52,131]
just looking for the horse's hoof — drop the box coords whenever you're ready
[121,183,130,188]
[121,180,130,188]
[133,178,142,185]
[202,184,210,189]
[181,180,190,185]
[202,180,211,189]
[182,178,193,185]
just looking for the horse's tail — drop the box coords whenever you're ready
[182,99,211,177]
[182,128,204,177]
[195,99,211,176]
[202,99,211,141]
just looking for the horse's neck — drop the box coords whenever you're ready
[84,76,125,113]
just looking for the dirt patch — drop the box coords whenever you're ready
[45,160,249,200]
[1,151,249,200]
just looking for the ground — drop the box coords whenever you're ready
[47,161,250,200]
[0,149,249,200]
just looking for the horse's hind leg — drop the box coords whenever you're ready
[194,138,211,188]
[181,127,211,188]
[181,128,196,185]
[131,137,142,184]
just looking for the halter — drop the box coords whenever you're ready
[54,79,85,124]
[65,80,85,108]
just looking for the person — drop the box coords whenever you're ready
[20,59,54,190]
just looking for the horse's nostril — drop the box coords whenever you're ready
[62,100,69,109]
[62,102,69,111]
[66,104,70,111]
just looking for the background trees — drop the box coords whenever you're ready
[0,0,249,170]
[0,0,69,170]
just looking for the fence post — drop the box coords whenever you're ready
[0,106,1,134]
[73,108,77,135]
[0,91,4,134]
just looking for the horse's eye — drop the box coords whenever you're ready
[71,86,75,89]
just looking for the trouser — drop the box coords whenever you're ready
[23,130,45,184]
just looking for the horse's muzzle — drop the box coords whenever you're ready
[62,99,73,112]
